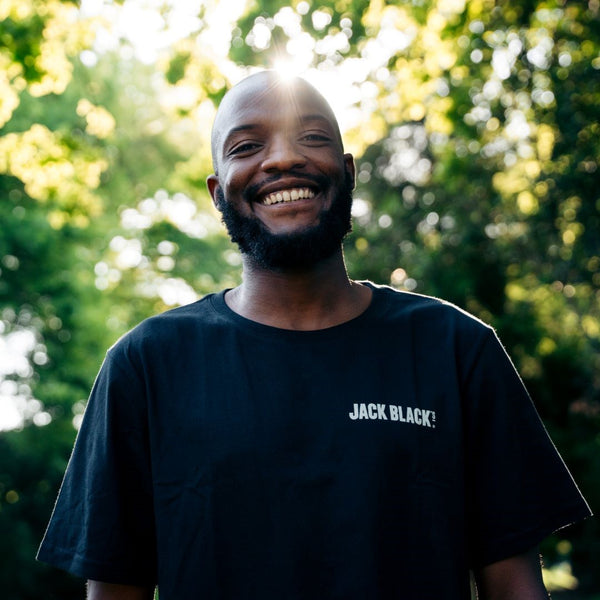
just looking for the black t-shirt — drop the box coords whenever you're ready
[37,283,591,598]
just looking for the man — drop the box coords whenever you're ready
[38,71,591,599]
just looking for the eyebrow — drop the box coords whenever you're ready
[299,114,342,146]
[221,124,261,154]
[223,124,259,144]
[298,114,333,126]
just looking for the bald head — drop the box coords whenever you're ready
[210,71,343,174]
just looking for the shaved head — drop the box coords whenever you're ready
[210,71,343,174]
[206,69,355,270]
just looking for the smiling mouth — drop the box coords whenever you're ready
[261,187,316,206]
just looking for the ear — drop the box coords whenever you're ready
[206,174,222,210]
[343,153,356,190]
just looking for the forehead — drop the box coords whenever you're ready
[212,75,340,155]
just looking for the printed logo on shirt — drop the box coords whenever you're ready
[348,403,436,429]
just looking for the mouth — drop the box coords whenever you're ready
[261,187,316,206]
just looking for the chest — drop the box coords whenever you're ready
[145,329,464,490]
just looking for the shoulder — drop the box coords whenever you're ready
[106,291,225,362]
[366,281,493,337]
[363,282,499,376]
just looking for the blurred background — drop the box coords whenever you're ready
[0,0,598,597]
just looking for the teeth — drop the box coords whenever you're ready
[262,188,315,205]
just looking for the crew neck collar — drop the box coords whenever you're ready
[209,281,382,339]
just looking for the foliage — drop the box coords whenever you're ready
[0,0,598,597]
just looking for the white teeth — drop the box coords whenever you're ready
[262,188,315,205]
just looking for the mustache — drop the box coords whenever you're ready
[243,171,329,203]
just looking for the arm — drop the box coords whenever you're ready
[473,547,549,600]
[87,581,155,600]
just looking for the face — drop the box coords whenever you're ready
[207,73,355,270]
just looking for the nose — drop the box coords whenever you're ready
[261,134,306,172]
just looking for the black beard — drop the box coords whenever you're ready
[217,172,354,271]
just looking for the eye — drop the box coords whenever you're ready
[299,132,331,144]
[228,141,262,156]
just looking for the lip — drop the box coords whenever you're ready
[252,177,322,203]
[263,187,315,206]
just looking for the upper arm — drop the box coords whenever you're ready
[473,547,549,600]
[87,580,155,600]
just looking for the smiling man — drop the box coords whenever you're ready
[38,71,590,600]
[211,94,354,270]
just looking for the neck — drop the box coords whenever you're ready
[225,250,372,330]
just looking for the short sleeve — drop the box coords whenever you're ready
[463,329,591,567]
[37,344,157,585]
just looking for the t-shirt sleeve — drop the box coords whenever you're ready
[463,328,591,568]
[37,342,157,585]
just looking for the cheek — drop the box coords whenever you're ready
[223,163,254,192]
[317,152,347,176]
[220,168,255,211]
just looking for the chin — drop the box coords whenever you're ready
[217,177,353,270]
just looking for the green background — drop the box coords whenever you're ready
[0,0,598,597]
